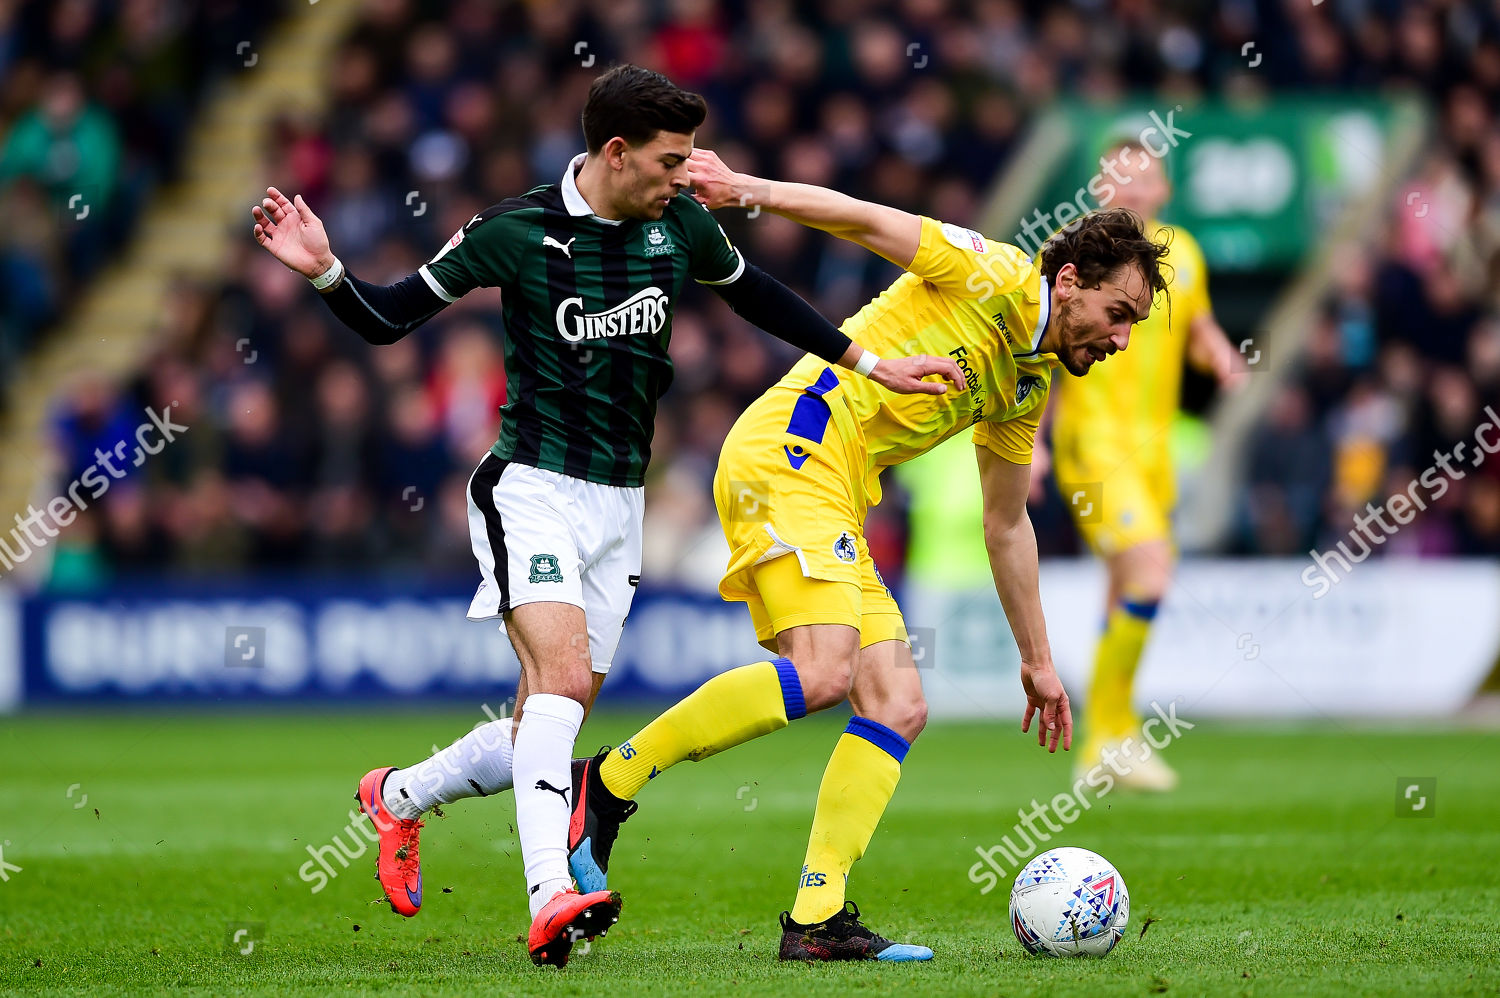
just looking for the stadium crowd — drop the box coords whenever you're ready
[1234,0,1500,558]
[14,0,1500,590]
[0,0,282,387]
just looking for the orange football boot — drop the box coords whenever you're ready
[355,766,424,916]
[527,888,622,967]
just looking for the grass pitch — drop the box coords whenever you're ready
[1,708,1496,996]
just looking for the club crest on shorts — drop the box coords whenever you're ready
[832,531,858,564]
[529,553,564,583]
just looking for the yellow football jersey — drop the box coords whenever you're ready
[1051,221,1212,461]
[775,215,1057,506]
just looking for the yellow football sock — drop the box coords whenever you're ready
[789,717,907,925]
[599,658,805,800]
[1085,601,1156,742]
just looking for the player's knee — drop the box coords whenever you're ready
[1127,574,1169,604]
[862,694,927,742]
[904,696,929,738]
[796,656,856,712]
[530,669,591,705]
[1114,545,1174,603]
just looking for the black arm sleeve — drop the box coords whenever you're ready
[710,263,853,364]
[317,269,451,345]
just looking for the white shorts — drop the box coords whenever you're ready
[465,455,644,674]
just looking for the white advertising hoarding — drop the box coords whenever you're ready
[909,558,1500,720]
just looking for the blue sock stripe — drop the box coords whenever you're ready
[845,716,910,764]
[771,657,806,720]
[1120,599,1159,622]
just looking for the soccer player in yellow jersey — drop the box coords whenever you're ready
[1050,138,1242,791]
[563,149,1169,961]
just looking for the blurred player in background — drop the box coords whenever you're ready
[250,64,957,967]
[567,148,1169,962]
[1048,138,1243,791]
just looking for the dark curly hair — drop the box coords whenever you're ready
[582,65,708,153]
[1038,207,1171,301]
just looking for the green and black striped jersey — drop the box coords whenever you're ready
[419,155,744,488]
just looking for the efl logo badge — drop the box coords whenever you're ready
[529,553,564,583]
[940,221,987,253]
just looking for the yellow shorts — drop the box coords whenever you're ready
[713,369,907,650]
[1052,440,1175,556]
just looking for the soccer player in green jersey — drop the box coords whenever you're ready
[251,64,959,966]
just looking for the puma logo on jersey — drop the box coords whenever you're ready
[542,235,576,258]
[556,286,670,343]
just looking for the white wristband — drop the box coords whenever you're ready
[309,257,344,291]
[853,349,881,377]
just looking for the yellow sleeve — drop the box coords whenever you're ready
[973,406,1042,465]
[909,216,1032,301]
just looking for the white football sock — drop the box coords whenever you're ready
[383,717,515,821]
[513,692,584,918]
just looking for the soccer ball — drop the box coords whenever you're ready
[1009,847,1130,957]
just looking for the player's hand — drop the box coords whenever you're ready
[687,148,764,212]
[1020,660,1072,753]
[867,355,966,396]
[251,186,336,280]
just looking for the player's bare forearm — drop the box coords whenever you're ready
[688,149,919,267]
[759,181,919,267]
[1188,313,1241,384]
[976,444,1071,751]
[983,511,1052,668]
[985,511,1071,752]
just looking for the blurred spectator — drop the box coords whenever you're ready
[0,0,285,383]
[1231,5,1500,560]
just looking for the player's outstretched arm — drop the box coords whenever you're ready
[688,149,921,269]
[708,265,962,396]
[1188,312,1249,389]
[250,186,449,345]
[976,444,1072,753]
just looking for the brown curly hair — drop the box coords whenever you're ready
[1038,207,1171,300]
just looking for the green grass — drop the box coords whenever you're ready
[1,709,1496,996]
